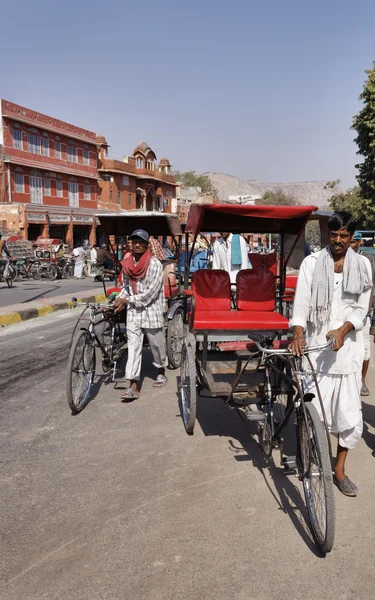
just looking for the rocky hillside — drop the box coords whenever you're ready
[206,172,338,208]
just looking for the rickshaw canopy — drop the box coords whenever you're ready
[185,204,319,235]
[96,211,182,237]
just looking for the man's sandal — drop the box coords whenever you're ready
[361,384,370,396]
[333,476,358,497]
[153,374,168,387]
[121,388,140,401]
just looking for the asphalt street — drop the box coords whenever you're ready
[1,312,375,599]
[0,277,107,308]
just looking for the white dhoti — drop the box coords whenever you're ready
[304,372,363,449]
[74,260,84,278]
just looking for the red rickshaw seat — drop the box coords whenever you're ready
[193,310,289,330]
[192,269,231,311]
[164,285,179,298]
[236,269,275,311]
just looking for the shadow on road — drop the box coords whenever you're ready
[194,394,324,557]
[362,400,375,455]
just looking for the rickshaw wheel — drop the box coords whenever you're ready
[167,308,184,369]
[179,342,196,434]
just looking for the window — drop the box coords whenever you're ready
[28,133,41,154]
[68,181,79,207]
[44,178,51,196]
[30,176,43,204]
[102,173,110,181]
[110,190,113,201]
[136,157,144,168]
[55,140,61,159]
[56,179,63,198]
[83,148,89,166]
[128,193,132,206]
[15,172,24,193]
[117,191,121,204]
[12,128,23,150]
[41,135,49,156]
[67,142,77,163]
[123,175,129,186]
[84,184,91,200]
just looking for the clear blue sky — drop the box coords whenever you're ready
[1,0,374,189]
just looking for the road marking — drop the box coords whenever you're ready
[38,305,54,317]
[0,313,22,326]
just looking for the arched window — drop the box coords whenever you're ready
[83,144,89,166]
[11,123,23,150]
[28,128,41,154]
[56,175,63,198]
[67,140,77,163]
[136,157,144,169]
[41,132,49,156]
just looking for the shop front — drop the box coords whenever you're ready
[72,215,93,247]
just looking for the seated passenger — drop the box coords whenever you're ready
[212,232,252,285]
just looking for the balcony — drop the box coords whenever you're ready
[98,158,176,185]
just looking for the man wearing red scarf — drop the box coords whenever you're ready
[114,229,167,400]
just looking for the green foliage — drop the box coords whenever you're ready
[173,170,218,199]
[305,221,321,247]
[324,179,341,190]
[352,62,375,202]
[258,189,299,206]
[329,186,375,228]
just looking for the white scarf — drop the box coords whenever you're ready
[309,246,372,328]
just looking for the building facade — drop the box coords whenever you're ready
[0,99,99,245]
[97,139,177,214]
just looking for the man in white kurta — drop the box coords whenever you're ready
[290,212,372,496]
[212,232,251,284]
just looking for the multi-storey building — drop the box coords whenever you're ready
[97,138,177,213]
[0,99,99,245]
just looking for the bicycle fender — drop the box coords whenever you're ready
[166,300,184,320]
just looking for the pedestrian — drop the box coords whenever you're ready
[96,244,112,270]
[149,238,166,262]
[114,229,167,400]
[212,232,251,285]
[290,211,372,496]
[350,232,375,396]
[72,244,86,278]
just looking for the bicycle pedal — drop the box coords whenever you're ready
[281,455,296,471]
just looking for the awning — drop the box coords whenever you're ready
[96,211,182,236]
[185,204,318,235]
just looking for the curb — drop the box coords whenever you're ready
[0,292,107,328]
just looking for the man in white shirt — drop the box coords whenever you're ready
[212,232,251,284]
[290,211,372,496]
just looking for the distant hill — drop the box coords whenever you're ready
[205,172,338,208]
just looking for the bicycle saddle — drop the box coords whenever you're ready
[248,331,277,348]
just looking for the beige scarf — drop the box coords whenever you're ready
[309,246,372,328]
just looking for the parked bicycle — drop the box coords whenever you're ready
[66,298,127,414]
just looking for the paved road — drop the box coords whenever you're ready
[0,277,108,308]
[1,313,375,599]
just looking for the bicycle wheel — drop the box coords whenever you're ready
[39,263,57,280]
[66,330,96,414]
[178,342,196,434]
[167,307,184,369]
[63,262,74,278]
[299,402,335,553]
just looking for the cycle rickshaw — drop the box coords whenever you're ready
[178,203,336,554]
[67,212,185,414]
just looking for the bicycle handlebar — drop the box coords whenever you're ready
[71,297,112,308]
[254,336,335,355]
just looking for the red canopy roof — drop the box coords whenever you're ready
[185,204,319,235]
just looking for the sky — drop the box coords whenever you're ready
[1,0,374,189]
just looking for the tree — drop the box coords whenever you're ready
[329,186,375,228]
[352,62,375,203]
[258,189,300,206]
[173,170,218,199]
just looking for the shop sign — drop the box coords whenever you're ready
[72,215,93,223]
[49,214,70,223]
[26,212,46,222]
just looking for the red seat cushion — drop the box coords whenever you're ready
[192,269,231,311]
[236,269,275,311]
[106,287,121,296]
[285,275,298,290]
[193,310,289,331]
[164,285,178,298]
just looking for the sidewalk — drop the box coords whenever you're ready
[0,289,107,327]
